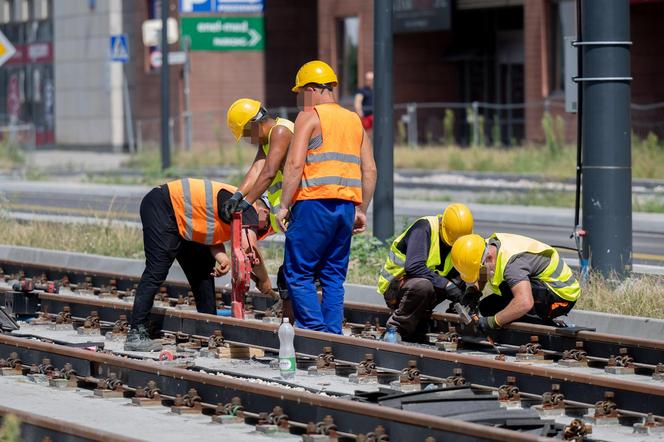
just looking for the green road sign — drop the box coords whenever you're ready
[180,16,264,51]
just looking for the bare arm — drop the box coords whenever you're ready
[354,93,364,116]
[237,148,267,197]
[352,130,377,234]
[494,280,535,325]
[243,127,292,204]
[359,130,377,214]
[279,111,316,212]
[209,244,230,277]
[241,229,272,294]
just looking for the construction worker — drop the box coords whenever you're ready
[126,178,273,352]
[275,60,377,334]
[451,233,581,335]
[222,98,294,231]
[377,204,474,341]
[223,98,295,320]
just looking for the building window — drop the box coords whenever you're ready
[549,0,576,93]
[336,16,359,100]
[12,0,28,22]
[31,0,48,20]
[0,0,11,24]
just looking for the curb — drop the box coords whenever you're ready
[1,245,662,341]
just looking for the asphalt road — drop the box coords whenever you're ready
[2,181,663,266]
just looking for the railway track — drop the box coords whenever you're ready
[1,258,664,441]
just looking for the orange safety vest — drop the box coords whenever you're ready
[166,179,236,245]
[294,103,363,204]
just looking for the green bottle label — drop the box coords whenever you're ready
[279,357,296,372]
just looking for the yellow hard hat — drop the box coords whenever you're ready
[451,234,486,284]
[440,203,474,246]
[227,98,263,141]
[292,60,338,92]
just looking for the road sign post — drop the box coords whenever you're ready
[161,1,171,170]
[109,34,135,153]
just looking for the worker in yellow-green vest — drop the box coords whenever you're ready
[224,99,296,319]
[377,204,474,342]
[451,233,581,335]
[223,98,294,231]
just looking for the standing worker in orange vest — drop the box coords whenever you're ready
[275,60,377,334]
[125,178,273,352]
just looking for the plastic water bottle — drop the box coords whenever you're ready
[278,318,296,380]
[383,325,402,343]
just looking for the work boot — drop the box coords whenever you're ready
[124,325,162,352]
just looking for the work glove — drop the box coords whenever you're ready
[461,286,482,310]
[220,191,244,223]
[235,198,252,213]
[444,281,464,304]
[477,315,500,337]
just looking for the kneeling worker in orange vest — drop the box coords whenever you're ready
[451,233,581,335]
[377,204,474,342]
[125,178,273,352]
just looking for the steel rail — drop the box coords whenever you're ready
[28,292,664,415]
[0,334,547,442]
[343,301,664,367]
[0,404,141,442]
[2,257,663,368]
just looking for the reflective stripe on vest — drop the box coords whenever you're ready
[377,215,454,295]
[489,233,580,302]
[294,103,363,204]
[261,117,294,232]
[166,178,235,245]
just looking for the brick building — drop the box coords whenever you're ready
[1,0,662,150]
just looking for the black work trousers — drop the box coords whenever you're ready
[478,279,575,325]
[130,186,217,329]
[384,278,451,342]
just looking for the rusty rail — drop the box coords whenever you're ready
[0,333,547,442]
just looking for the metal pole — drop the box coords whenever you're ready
[122,66,136,153]
[183,36,192,151]
[160,0,171,169]
[373,0,394,241]
[580,0,632,277]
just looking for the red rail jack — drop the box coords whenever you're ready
[230,212,255,319]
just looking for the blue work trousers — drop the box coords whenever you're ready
[284,199,355,334]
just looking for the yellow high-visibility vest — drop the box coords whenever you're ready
[488,233,580,302]
[261,117,294,231]
[377,215,454,295]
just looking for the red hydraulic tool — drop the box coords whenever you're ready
[230,212,255,319]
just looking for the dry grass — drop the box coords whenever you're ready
[0,216,662,319]
[0,216,144,260]
[394,133,664,179]
[575,272,664,319]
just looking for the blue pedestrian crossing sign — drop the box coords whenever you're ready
[109,34,130,63]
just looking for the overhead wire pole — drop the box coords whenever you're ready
[579,0,632,277]
[373,0,394,241]
[160,0,171,170]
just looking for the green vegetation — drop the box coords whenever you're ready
[0,414,20,442]
[1,216,663,318]
[0,140,25,171]
[394,132,664,179]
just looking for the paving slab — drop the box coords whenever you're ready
[0,376,300,441]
